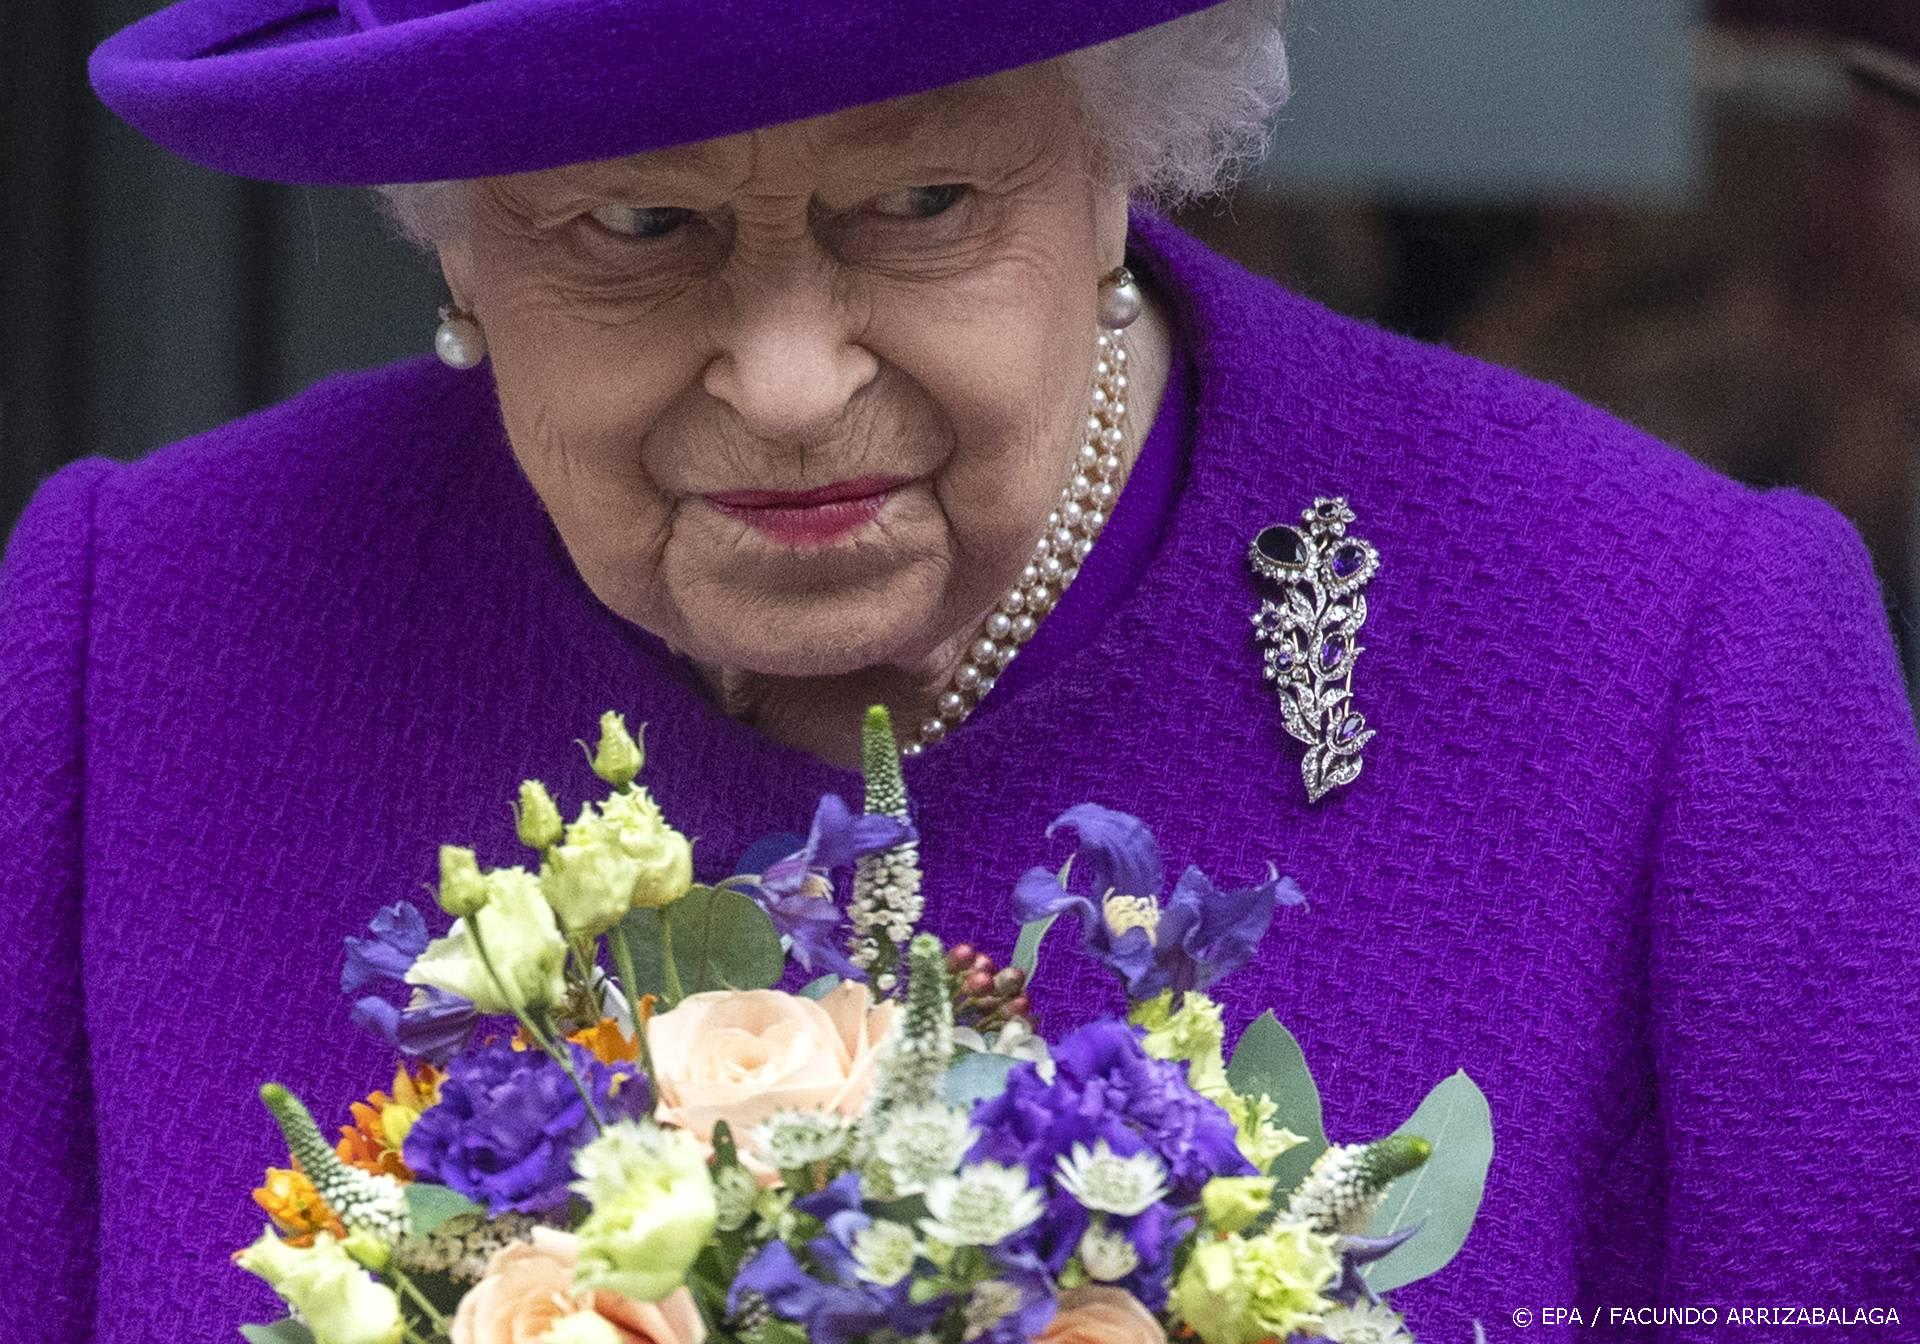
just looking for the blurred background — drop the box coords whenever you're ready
[4,0,1918,695]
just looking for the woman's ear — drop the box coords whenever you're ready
[1091,179,1132,275]
[434,238,477,312]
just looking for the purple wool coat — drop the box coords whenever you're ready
[3,216,1917,1343]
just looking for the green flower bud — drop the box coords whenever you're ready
[1202,1175,1277,1234]
[340,1230,390,1274]
[569,1121,717,1302]
[516,779,564,851]
[234,1228,405,1344]
[437,844,489,918]
[591,711,645,788]
[1172,1224,1339,1344]
[408,867,567,1015]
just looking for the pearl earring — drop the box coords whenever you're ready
[1096,265,1143,331]
[434,303,487,369]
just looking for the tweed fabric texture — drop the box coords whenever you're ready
[2,216,1917,1343]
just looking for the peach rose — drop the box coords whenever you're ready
[1037,1287,1167,1344]
[647,982,897,1179]
[450,1227,705,1344]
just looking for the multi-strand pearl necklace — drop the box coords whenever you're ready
[902,329,1135,755]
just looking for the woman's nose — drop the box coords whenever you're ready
[701,269,880,444]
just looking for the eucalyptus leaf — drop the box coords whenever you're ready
[239,1323,315,1344]
[942,1051,1020,1107]
[405,1182,484,1236]
[1010,914,1059,979]
[799,974,842,1000]
[1226,1010,1326,1189]
[1360,1069,1494,1294]
[619,886,784,1003]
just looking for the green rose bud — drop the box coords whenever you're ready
[437,844,489,918]
[594,789,694,911]
[590,711,645,788]
[543,818,645,938]
[569,1121,717,1302]
[516,779,565,851]
[1136,991,1231,1100]
[1172,1223,1340,1344]
[1201,1175,1276,1234]
[234,1228,405,1344]
[407,866,567,1015]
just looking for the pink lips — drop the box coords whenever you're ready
[705,476,906,547]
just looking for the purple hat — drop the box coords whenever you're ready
[90,0,1232,185]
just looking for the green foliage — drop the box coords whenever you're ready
[942,1051,1021,1107]
[403,1183,484,1237]
[799,974,842,1000]
[1226,1011,1327,1190]
[1360,1070,1494,1294]
[620,885,784,1004]
[1010,914,1058,979]
[238,1323,314,1344]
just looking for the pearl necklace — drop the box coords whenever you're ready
[902,330,1135,755]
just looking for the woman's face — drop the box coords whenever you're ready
[440,66,1130,679]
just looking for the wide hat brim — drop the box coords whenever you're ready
[91,0,1231,185]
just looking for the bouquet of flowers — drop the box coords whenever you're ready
[237,709,1492,1344]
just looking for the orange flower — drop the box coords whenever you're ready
[567,1017,638,1066]
[335,1061,443,1180]
[252,1165,345,1246]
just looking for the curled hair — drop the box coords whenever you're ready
[375,0,1289,248]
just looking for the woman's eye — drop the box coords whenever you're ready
[586,205,694,239]
[865,184,970,220]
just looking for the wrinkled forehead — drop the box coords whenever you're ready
[494,66,1073,203]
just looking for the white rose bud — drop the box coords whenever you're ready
[591,711,644,788]
[515,779,564,852]
[437,844,489,918]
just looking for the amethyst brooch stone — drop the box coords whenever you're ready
[1247,497,1379,802]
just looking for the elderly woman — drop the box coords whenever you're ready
[3,0,1916,1340]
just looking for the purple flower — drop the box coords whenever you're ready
[748,795,913,979]
[1012,804,1301,1001]
[965,1019,1253,1308]
[731,1174,945,1344]
[402,1040,650,1215]
[341,902,478,1063]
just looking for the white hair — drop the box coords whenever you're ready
[373,0,1289,249]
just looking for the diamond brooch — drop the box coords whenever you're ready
[1247,497,1379,803]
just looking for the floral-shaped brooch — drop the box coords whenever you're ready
[1247,497,1380,802]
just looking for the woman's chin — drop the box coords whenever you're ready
[661,585,954,682]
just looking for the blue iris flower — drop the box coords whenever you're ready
[1011,804,1301,1001]
[341,902,478,1063]
[746,794,914,979]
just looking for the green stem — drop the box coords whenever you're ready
[468,917,605,1132]
[387,1264,450,1335]
[660,917,686,1003]
[607,922,654,1076]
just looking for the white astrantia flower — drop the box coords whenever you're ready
[1054,1139,1168,1217]
[1077,1221,1142,1282]
[1316,1301,1415,1344]
[851,1219,920,1287]
[872,1104,977,1195]
[755,1110,854,1169]
[961,1281,1027,1342]
[920,1162,1046,1247]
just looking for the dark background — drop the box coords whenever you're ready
[5,1,1917,693]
